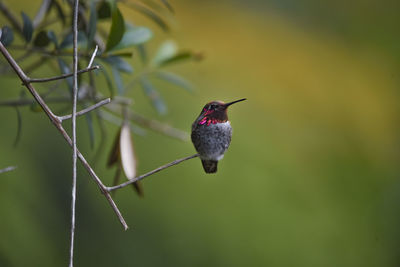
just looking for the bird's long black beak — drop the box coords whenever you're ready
[224,98,246,108]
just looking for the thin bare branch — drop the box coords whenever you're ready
[107,103,189,141]
[70,0,80,264]
[59,98,111,121]
[99,109,147,136]
[0,96,72,107]
[69,0,79,267]
[130,110,189,141]
[0,166,17,174]
[33,0,52,28]
[107,154,199,192]
[8,45,91,58]
[0,29,128,230]
[27,65,99,83]
[87,45,98,68]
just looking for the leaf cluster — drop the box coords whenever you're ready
[0,0,201,193]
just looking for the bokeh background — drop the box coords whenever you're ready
[1,0,400,266]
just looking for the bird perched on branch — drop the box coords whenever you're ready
[191,98,246,173]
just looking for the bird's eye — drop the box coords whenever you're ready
[209,104,216,109]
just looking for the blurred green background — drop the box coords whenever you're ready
[1,0,400,266]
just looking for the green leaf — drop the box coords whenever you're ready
[33,30,50,47]
[85,110,95,149]
[105,7,125,52]
[0,26,14,47]
[77,61,83,86]
[137,44,147,64]
[47,30,58,48]
[127,2,169,31]
[21,12,33,43]
[59,32,87,50]
[87,0,98,49]
[97,0,111,19]
[110,26,152,51]
[102,56,133,73]
[13,107,22,147]
[156,71,193,92]
[107,128,121,167]
[51,0,66,25]
[109,51,133,58]
[111,67,124,95]
[57,58,73,94]
[160,0,174,13]
[158,51,199,67]
[112,167,122,196]
[140,76,167,114]
[151,40,177,65]
[98,64,115,97]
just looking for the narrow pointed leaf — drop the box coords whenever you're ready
[113,166,121,186]
[160,0,174,13]
[59,32,87,49]
[156,71,193,92]
[111,166,122,197]
[111,67,124,95]
[158,51,202,67]
[152,40,177,65]
[13,107,22,147]
[109,51,133,58]
[140,76,167,114]
[105,7,125,51]
[98,64,115,97]
[127,2,169,31]
[33,30,50,47]
[87,0,98,49]
[132,181,143,197]
[0,26,14,47]
[57,58,73,93]
[85,109,95,149]
[102,56,133,73]
[97,0,111,19]
[51,0,66,25]
[110,26,152,51]
[21,12,33,43]
[119,122,137,180]
[137,44,147,63]
[108,128,121,167]
[47,30,58,48]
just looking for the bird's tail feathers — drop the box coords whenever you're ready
[201,160,218,174]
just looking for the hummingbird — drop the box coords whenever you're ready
[191,98,246,173]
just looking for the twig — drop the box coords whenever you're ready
[0,166,17,174]
[70,0,79,265]
[87,45,98,68]
[33,0,52,28]
[0,27,128,230]
[0,95,129,107]
[0,96,73,107]
[0,94,189,140]
[106,103,189,141]
[8,45,92,58]
[59,98,111,121]
[27,65,99,83]
[98,109,147,136]
[107,154,199,192]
